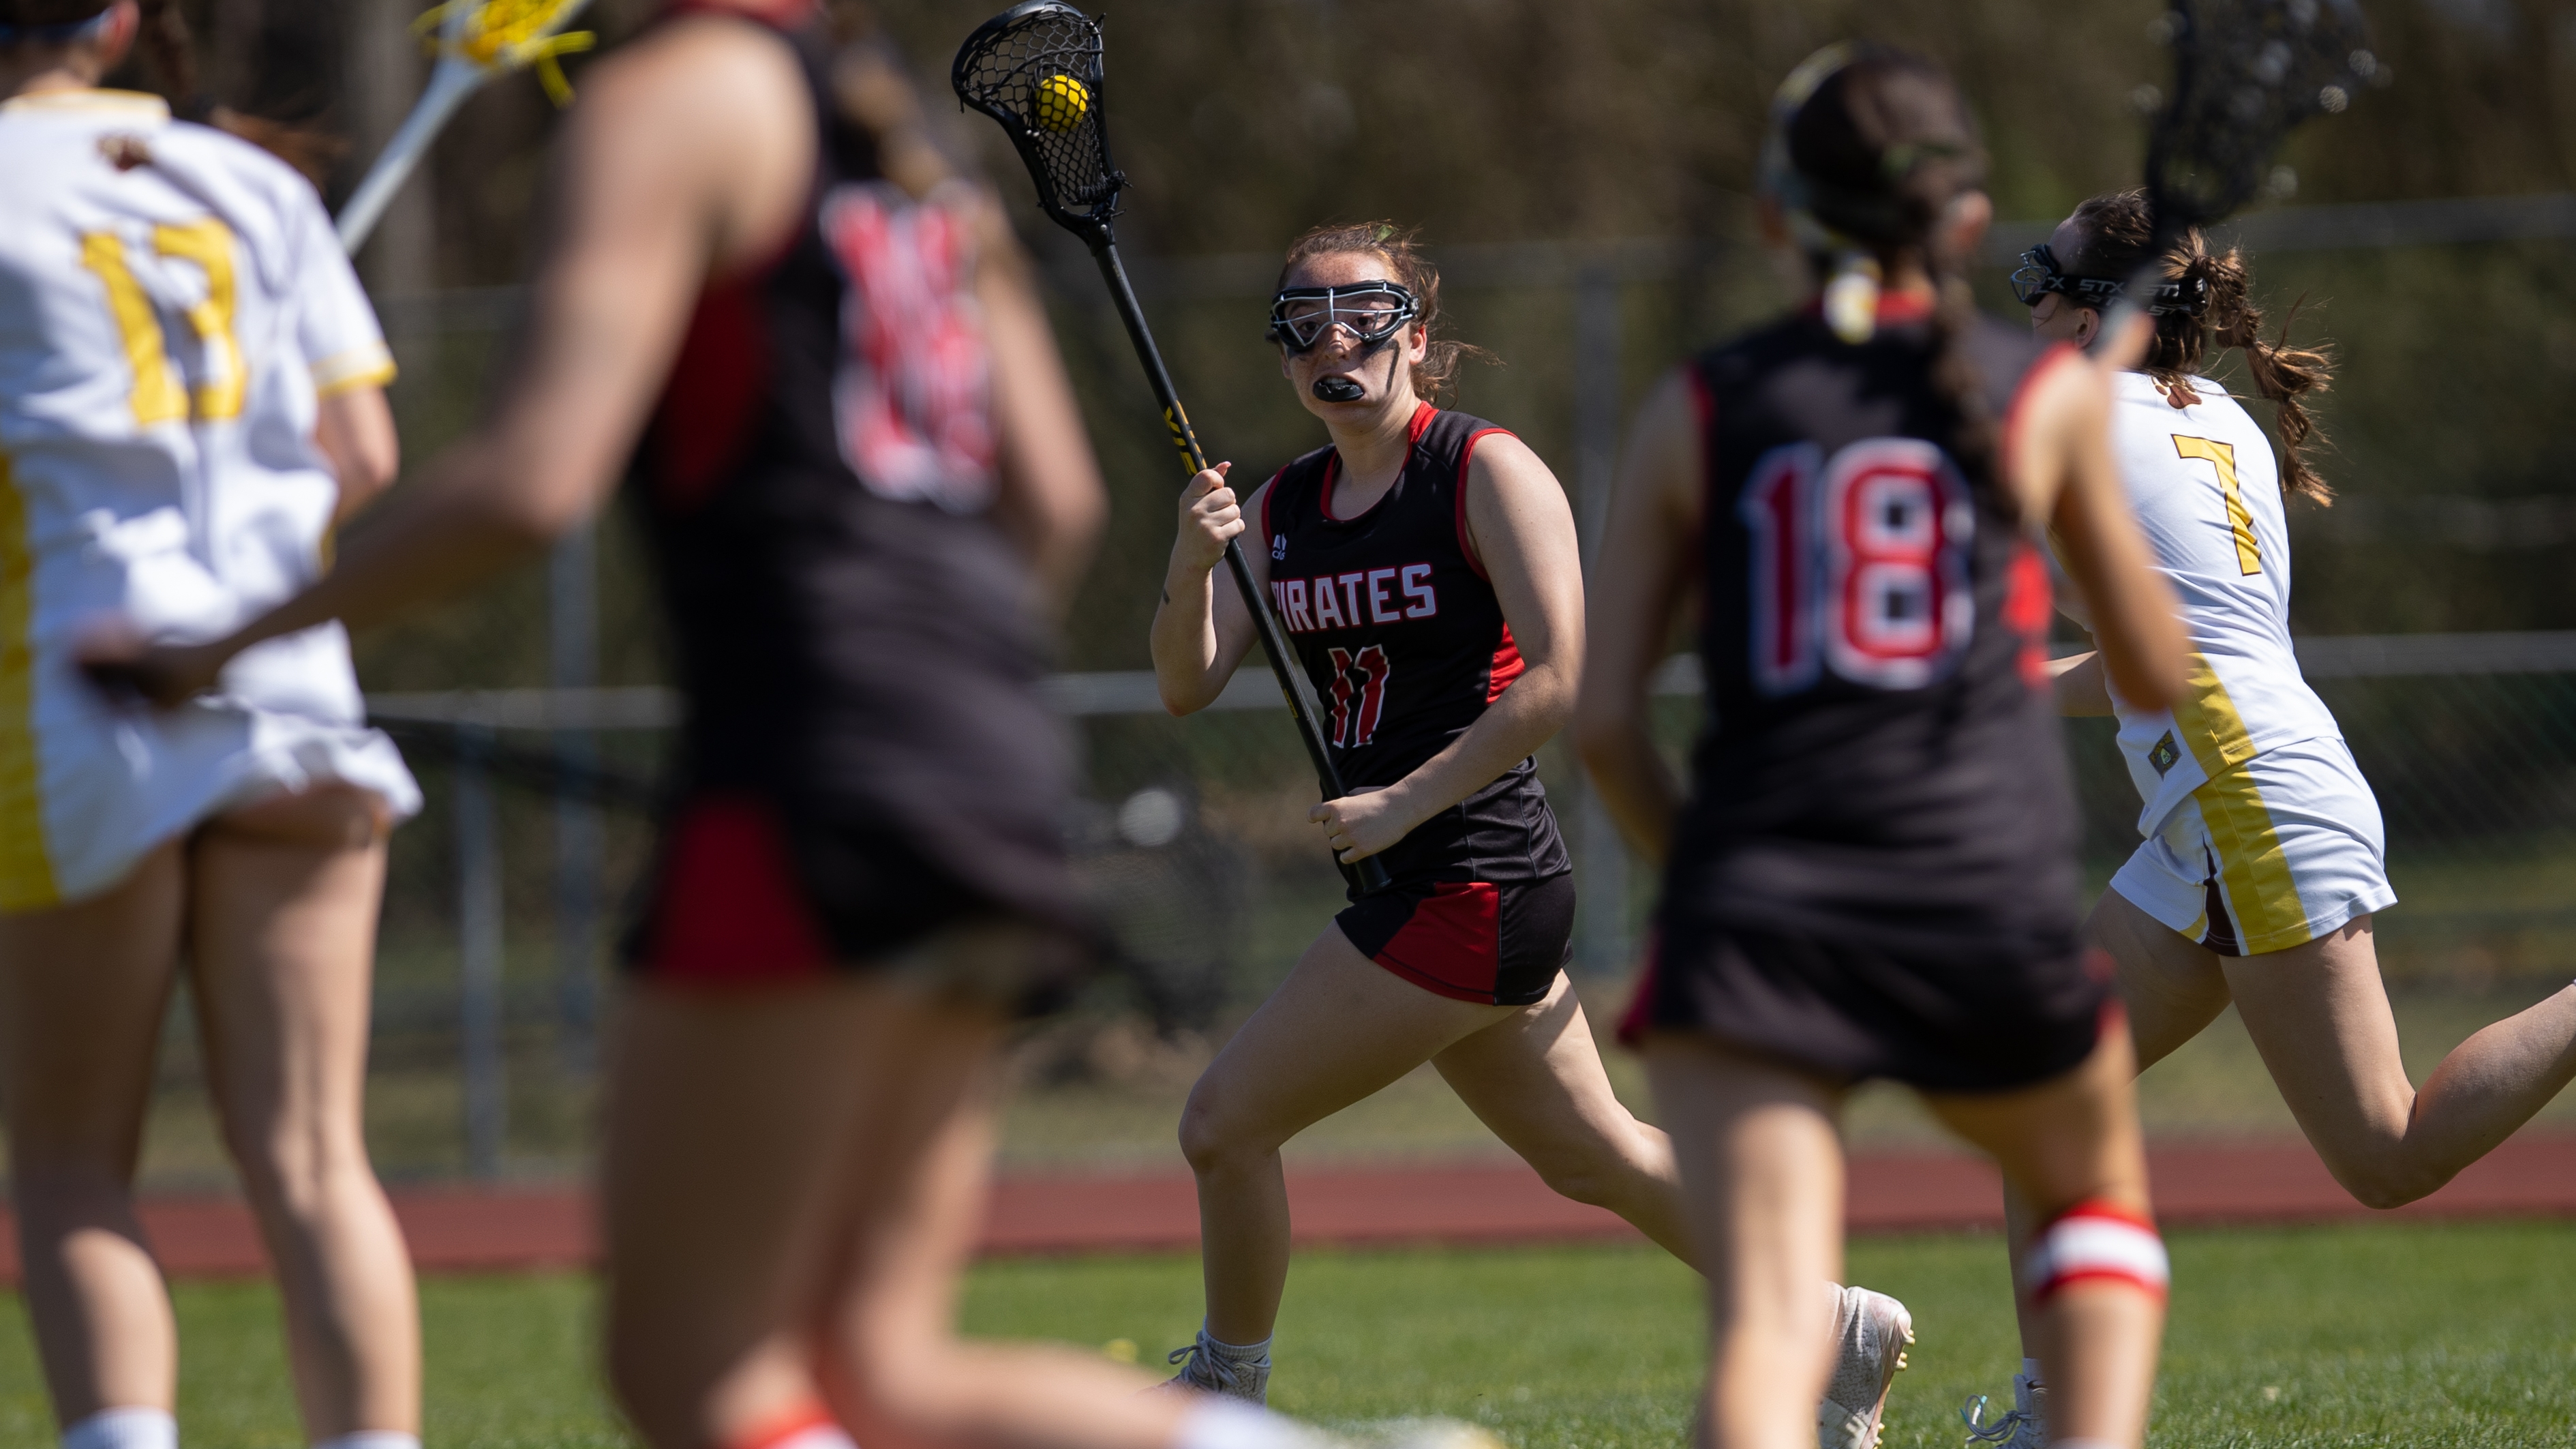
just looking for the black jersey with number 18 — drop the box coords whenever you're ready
[1628,299,2107,1091]
[1258,403,1570,891]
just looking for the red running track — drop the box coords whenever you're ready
[3,1133,2573,1282]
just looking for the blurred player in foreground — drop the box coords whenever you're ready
[80,5,1489,1449]
[1150,220,1913,1449]
[1955,191,2576,1447]
[1577,46,2189,1449]
[0,4,422,1449]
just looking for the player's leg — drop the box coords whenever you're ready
[1177,922,1515,1352]
[1429,972,1693,1261]
[1993,887,2228,1396]
[1642,1033,1845,1449]
[2222,914,2576,1208]
[1928,1030,2164,1449]
[603,927,1206,1449]
[186,784,419,1441]
[0,843,187,1437]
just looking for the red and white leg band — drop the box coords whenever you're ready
[2019,1198,2169,1304]
[727,1403,858,1449]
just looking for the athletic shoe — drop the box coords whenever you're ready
[1818,1285,1914,1449]
[1159,1330,1271,1404]
[1959,1373,2046,1449]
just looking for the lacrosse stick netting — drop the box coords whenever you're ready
[2145,0,2375,248]
[952,1,1123,240]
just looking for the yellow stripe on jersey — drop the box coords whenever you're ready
[309,342,397,399]
[2191,762,2314,953]
[79,230,187,428]
[2171,651,2262,775]
[0,450,59,912]
[151,219,247,423]
[2172,434,2261,576]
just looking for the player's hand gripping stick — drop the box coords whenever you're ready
[954,1,1393,894]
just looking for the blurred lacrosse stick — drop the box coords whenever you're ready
[2123,0,2376,319]
[954,1,1391,893]
[335,0,596,254]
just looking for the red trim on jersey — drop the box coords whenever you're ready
[1998,341,2082,504]
[726,1402,844,1449]
[2003,541,2055,689]
[637,794,834,984]
[1453,424,1514,580]
[1318,452,1344,520]
[1485,623,1526,702]
[651,278,775,511]
[1367,881,1504,1002]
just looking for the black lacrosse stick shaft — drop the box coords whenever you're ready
[1091,241,1393,895]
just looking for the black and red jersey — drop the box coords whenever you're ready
[1661,299,2085,964]
[621,9,1080,969]
[1259,403,1568,888]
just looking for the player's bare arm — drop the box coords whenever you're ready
[1311,432,1579,865]
[1573,368,1698,866]
[314,385,399,524]
[2016,350,2187,712]
[1152,467,1266,713]
[977,194,1106,616]
[82,13,812,703]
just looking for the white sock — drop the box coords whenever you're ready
[62,1408,177,1449]
[314,1436,423,1449]
[2020,1357,2045,1388]
[1172,1399,1323,1449]
[1202,1322,1271,1363]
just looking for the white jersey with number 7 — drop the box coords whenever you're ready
[0,89,419,912]
[2091,368,2344,837]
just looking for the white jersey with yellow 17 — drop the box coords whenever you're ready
[0,89,420,913]
[2089,368,2392,957]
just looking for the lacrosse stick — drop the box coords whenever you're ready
[2123,0,2375,321]
[953,1,1391,894]
[335,0,596,254]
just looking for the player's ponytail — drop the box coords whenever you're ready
[1778,48,1998,495]
[2064,189,2337,505]
[1277,220,1494,404]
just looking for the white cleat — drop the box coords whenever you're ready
[1959,1373,2046,1449]
[1156,1330,1272,1404]
[1819,1285,1915,1449]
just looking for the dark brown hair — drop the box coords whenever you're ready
[0,0,110,25]
[1783,50,1997,486]
[1276,221,1491,403]
[2061,189,2335,505]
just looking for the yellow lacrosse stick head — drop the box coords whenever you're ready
[413,0,598,106]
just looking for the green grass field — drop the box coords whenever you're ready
[3,1221,2570,1448]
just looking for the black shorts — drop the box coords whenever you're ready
[1619,921,2112,1093]
[1336,871,1575,1007]
[622,791,1090,1009]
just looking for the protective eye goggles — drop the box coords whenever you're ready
[2010,244,2206,316]
[1266,281,1421,353]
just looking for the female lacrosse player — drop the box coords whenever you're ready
[80,7,1488,1449]
[0,5,423,1449]
[1577,47,2190,1449]
[1149,222,1914,1447]
[1951,190,2576,1447]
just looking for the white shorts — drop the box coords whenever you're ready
[1,623,421,913]
[2108,735,2395,957]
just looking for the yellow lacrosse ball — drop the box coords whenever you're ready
[1034,73,1091,133]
